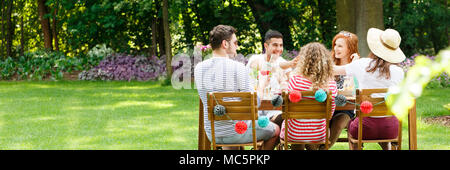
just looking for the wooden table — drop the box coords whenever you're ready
[197,98,417,150]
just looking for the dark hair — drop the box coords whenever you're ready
[264,29,283,43]
[365,52,399,79]
[209,25,237,50]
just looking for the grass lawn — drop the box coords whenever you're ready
[0,81,448,150]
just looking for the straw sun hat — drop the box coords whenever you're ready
[367,28,406,63]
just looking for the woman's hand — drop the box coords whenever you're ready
[350,53,360,62]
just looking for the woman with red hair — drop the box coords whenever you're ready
[331,31,360,66]
[325,31,360,149]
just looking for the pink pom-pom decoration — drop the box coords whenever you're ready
[289,91,302,103]
[360,101,373,114]
[235,121,248,134]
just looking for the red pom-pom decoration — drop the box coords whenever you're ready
[360,101,373,114]
[235,121,248,134]
[260,70,271,76]
[289,91,302,103]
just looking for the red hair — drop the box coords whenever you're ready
[331,31,359,65]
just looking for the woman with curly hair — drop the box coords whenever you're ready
[278,42,338,149]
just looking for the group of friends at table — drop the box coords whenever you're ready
[194,24,406,150]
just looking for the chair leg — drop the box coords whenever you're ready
[391,142,400,150]
[278,143,284,150]
[347,133,354,150]
[349,142,354,150]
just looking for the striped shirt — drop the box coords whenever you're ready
[280,75,337,143]
[194,57,253,139]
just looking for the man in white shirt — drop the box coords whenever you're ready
[246,30,291,126]
[247,30,289,93]
[194,25,280,150]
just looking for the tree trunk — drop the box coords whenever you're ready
[336,0,356,33]
[246,0,294,50]
[446,0,449,48]
[337,0,384,57]
[181,0,193,49]
[155,0,165,57]
[5,0,13,57]
[20,16,24,56]
[162,0,172,79]
[0,0,4,58]
[398,0,413,56]
[52,2,59,51]
[150,16,157,57]
[355,0,384,58]
[247,0,271,49]
[38,0,52,50]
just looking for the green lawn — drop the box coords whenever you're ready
[0,81,448,150]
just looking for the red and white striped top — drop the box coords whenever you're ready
[280,75,337,143]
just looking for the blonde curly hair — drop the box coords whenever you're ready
[294,42,334,89]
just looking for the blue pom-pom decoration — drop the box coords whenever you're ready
[335,94,347,106]
[315,89,327,102]
[257,116,270,128]
[213,105,226,116]
[271,95,283,107]
[384,92,390,101]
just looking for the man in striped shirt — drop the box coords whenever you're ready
[194,25,280,150]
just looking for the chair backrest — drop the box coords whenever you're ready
[206,92,258,149]
[281,90,332,149]
[281,91,332,120]
[353,88,402,150]
[207,92,258,121]
[356,88,393,117]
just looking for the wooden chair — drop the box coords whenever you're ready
[348,88,402,150]
[207,92,263,150]
[198,97,210,150]
[279,90,332,150]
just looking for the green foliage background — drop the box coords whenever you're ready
[0,0,447,59]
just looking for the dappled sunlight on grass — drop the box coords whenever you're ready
[30,116,58,122]
[113,85,159,90]
[113,101,174,109]
[27,84,54,89]
[5,142,35,150]
[65,136,100,149]
[66,100,175,111]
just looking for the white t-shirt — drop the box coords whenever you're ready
[246,54,288,117]
[345,58,404,89]
[246,54,287,70]
[345,58,404,118]
[246,54,289,93]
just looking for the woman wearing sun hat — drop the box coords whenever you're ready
[333,28,406,150]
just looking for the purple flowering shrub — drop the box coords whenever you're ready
[79,53,166,81]
[400,54,449,88]
[282,50,299,60]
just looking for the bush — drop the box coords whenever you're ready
[400,54,450,89]
[79,53,166,81]
[0,57,16,80]
[80,44,114,71]
[0,50,76,80]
